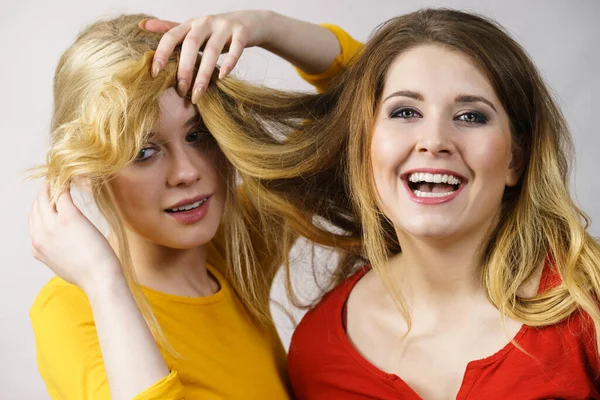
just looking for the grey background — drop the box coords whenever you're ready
[2,0,598,398]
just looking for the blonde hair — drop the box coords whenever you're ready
[32,14,295,352]
[201,8,600,354]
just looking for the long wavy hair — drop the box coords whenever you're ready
[31,13,304,353]
[199,8,600,353]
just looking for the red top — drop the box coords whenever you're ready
[288,265,600,399]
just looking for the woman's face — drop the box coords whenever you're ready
[110,88,226,249]
[370,44,521,242]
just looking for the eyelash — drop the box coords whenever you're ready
[134,147,157,163]
[134,129,213,163]
[389,108,489,124]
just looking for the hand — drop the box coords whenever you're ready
[140,10,274,103]
[29,182,123,293]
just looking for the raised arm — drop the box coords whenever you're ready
[29,184,182,399]
[142,10,358,102]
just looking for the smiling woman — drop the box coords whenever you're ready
[109,88,226,252]
[200,8,600,399]
[371,44,521,240]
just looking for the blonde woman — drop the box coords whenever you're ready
[29,11,361,400]
[189,8,600,399]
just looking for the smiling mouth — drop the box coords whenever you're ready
[165,198,208,213]
[406,172,464,198]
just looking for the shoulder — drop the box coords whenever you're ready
[287,266,369,394]
[30,277,93,330]
[290,265,369,351]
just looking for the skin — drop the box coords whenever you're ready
[345,45,530,400]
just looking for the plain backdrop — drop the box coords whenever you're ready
[2,0,598,398]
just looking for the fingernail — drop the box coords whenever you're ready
[192,83,204,104]
[177,79,188,97]
[138,18,149,31]
[218,65,229,80]
[151,60,162,78]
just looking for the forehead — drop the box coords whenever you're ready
[155,87,199,135]
[382,44,496,99]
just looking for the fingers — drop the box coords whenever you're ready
[140,18,179,33]
[31,183,52,259]
[177,22,211,97]
[152,22,192,78]
[192,27,233,103]
[55,186,79,216]
[36,181,54,213]
[218,26,248,79]
[150,14,252,101]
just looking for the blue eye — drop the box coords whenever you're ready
[456,112,488,124]
[390,108,421,119]
[135,147,157,162]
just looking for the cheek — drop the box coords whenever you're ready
[370,125,411,176]
[204,151,226,193]
[370,124,413,194]
[110,170,163,216]
[464,132,512,180]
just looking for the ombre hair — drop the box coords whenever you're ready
[203,8,600,354]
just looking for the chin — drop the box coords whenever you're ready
[162,235,216,250]
[397,216,461,240]
[153,223,220,250]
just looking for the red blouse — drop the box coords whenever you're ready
[288,265,600,399]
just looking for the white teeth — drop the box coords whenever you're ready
[414,190,456,198]
[408,172,462,185]
[168,198,207,212]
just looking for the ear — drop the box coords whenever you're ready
[506,146,525,187]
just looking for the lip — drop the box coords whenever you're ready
[401,168,468,205]
[165,196,211,224]
[165,194,211,211]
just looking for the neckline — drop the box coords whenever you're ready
[139,263,229,305]
[333,264,542,395]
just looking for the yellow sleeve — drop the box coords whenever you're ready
[296,24,364,92]
[30,278,186,400]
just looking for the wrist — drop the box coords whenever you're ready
[81,261,127,300]
[259,10,278,47]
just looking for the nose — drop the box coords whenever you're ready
[167,147,201,187]
[415,118,456,156]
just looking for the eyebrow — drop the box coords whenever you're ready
[184,113,204,128]
[383,90,497,113]
[146,113,206,140]
[383,90,424,102]
[455,94,497,113]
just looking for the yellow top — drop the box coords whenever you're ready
[30,24,362,400]
[31,261,290,400]
[296,24,363,92]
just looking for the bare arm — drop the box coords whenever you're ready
[85,273,170,399]
[143,10,342,103]
[30,185,173,399]
[260,11,340,74]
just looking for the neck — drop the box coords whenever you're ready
[109,231,217,297]
[390,229,490,308]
